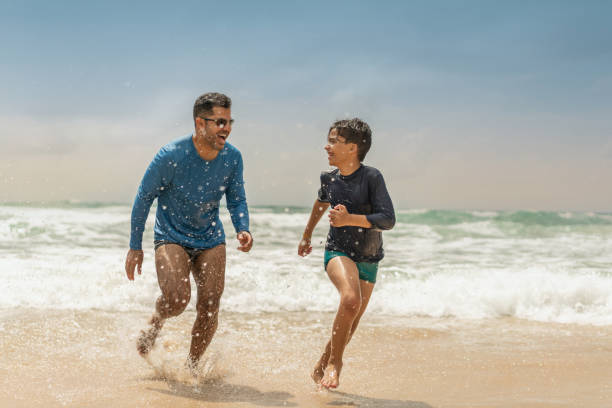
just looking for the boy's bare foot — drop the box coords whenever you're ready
[311,359,326,384]
[136,315,163,357]
[320,362,342,389]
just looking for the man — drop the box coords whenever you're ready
[125,92,253,370]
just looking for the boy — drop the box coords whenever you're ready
[298,118,395,389]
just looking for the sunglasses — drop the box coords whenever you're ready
[200,117,235,129]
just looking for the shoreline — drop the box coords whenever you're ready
[1,309,611,407]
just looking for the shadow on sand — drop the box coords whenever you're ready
[147,377,297,407]
[326,390,433,408]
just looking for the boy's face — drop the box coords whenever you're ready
[325,128,357,167]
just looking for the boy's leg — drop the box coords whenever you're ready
[137,244,191,356]
[188,244,226,367]
[319,256,362,388]
[313,278,374,384]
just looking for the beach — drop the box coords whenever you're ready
[1,204,612,407]
[1,309,611,408]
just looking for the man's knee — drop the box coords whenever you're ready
[159,291,191,317]
[196,290,223,315]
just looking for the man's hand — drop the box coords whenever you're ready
[237,231,253,252]
[329,204,350,227]
[125,249,144,281]
[298,237,312,257]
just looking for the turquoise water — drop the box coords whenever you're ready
[1,203,611,325]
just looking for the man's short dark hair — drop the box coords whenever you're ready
[193,92,232,122]
[329,118,372,162]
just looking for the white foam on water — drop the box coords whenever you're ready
[1,205,612,326]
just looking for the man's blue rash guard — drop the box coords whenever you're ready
[129,134,249,251]
[318,165,395,263]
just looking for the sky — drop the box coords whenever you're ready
[1,0,611,211]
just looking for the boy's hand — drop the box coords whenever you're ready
[298,237,312,257]
[329,204,350,227]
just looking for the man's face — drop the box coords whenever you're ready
[195,106,232,151]
[325,128,355,166]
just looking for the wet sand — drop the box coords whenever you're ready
[1,309,611,408]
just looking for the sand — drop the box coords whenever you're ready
[1,308,611,408]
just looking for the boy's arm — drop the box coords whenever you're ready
[365,171,395,230]
[298,199,330,256]
[328,205,372,228]
[328,171,395,230]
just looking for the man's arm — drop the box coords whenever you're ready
[298,199,330,256]
[125,147,173,280]
[225,151,252,252]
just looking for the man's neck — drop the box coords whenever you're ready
[192,133,219,161]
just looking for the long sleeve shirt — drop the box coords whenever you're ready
[318,165,395,263]
[129,134,249,250]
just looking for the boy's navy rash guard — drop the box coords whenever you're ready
[317,165,395,263]
[129,134,249,250]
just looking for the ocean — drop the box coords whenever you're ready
[1,203,612,326]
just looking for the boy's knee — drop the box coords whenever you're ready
[340,293,361,313]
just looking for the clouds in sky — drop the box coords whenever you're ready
[1,1,610,210]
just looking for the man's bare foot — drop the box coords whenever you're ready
[320,362,342,389]
[185,357,199,378]
[136,316,163,357]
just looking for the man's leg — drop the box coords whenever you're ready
[187,244,226,367]
[137,244,191,356]
[318,256,362,389]
[312,278,374,384]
